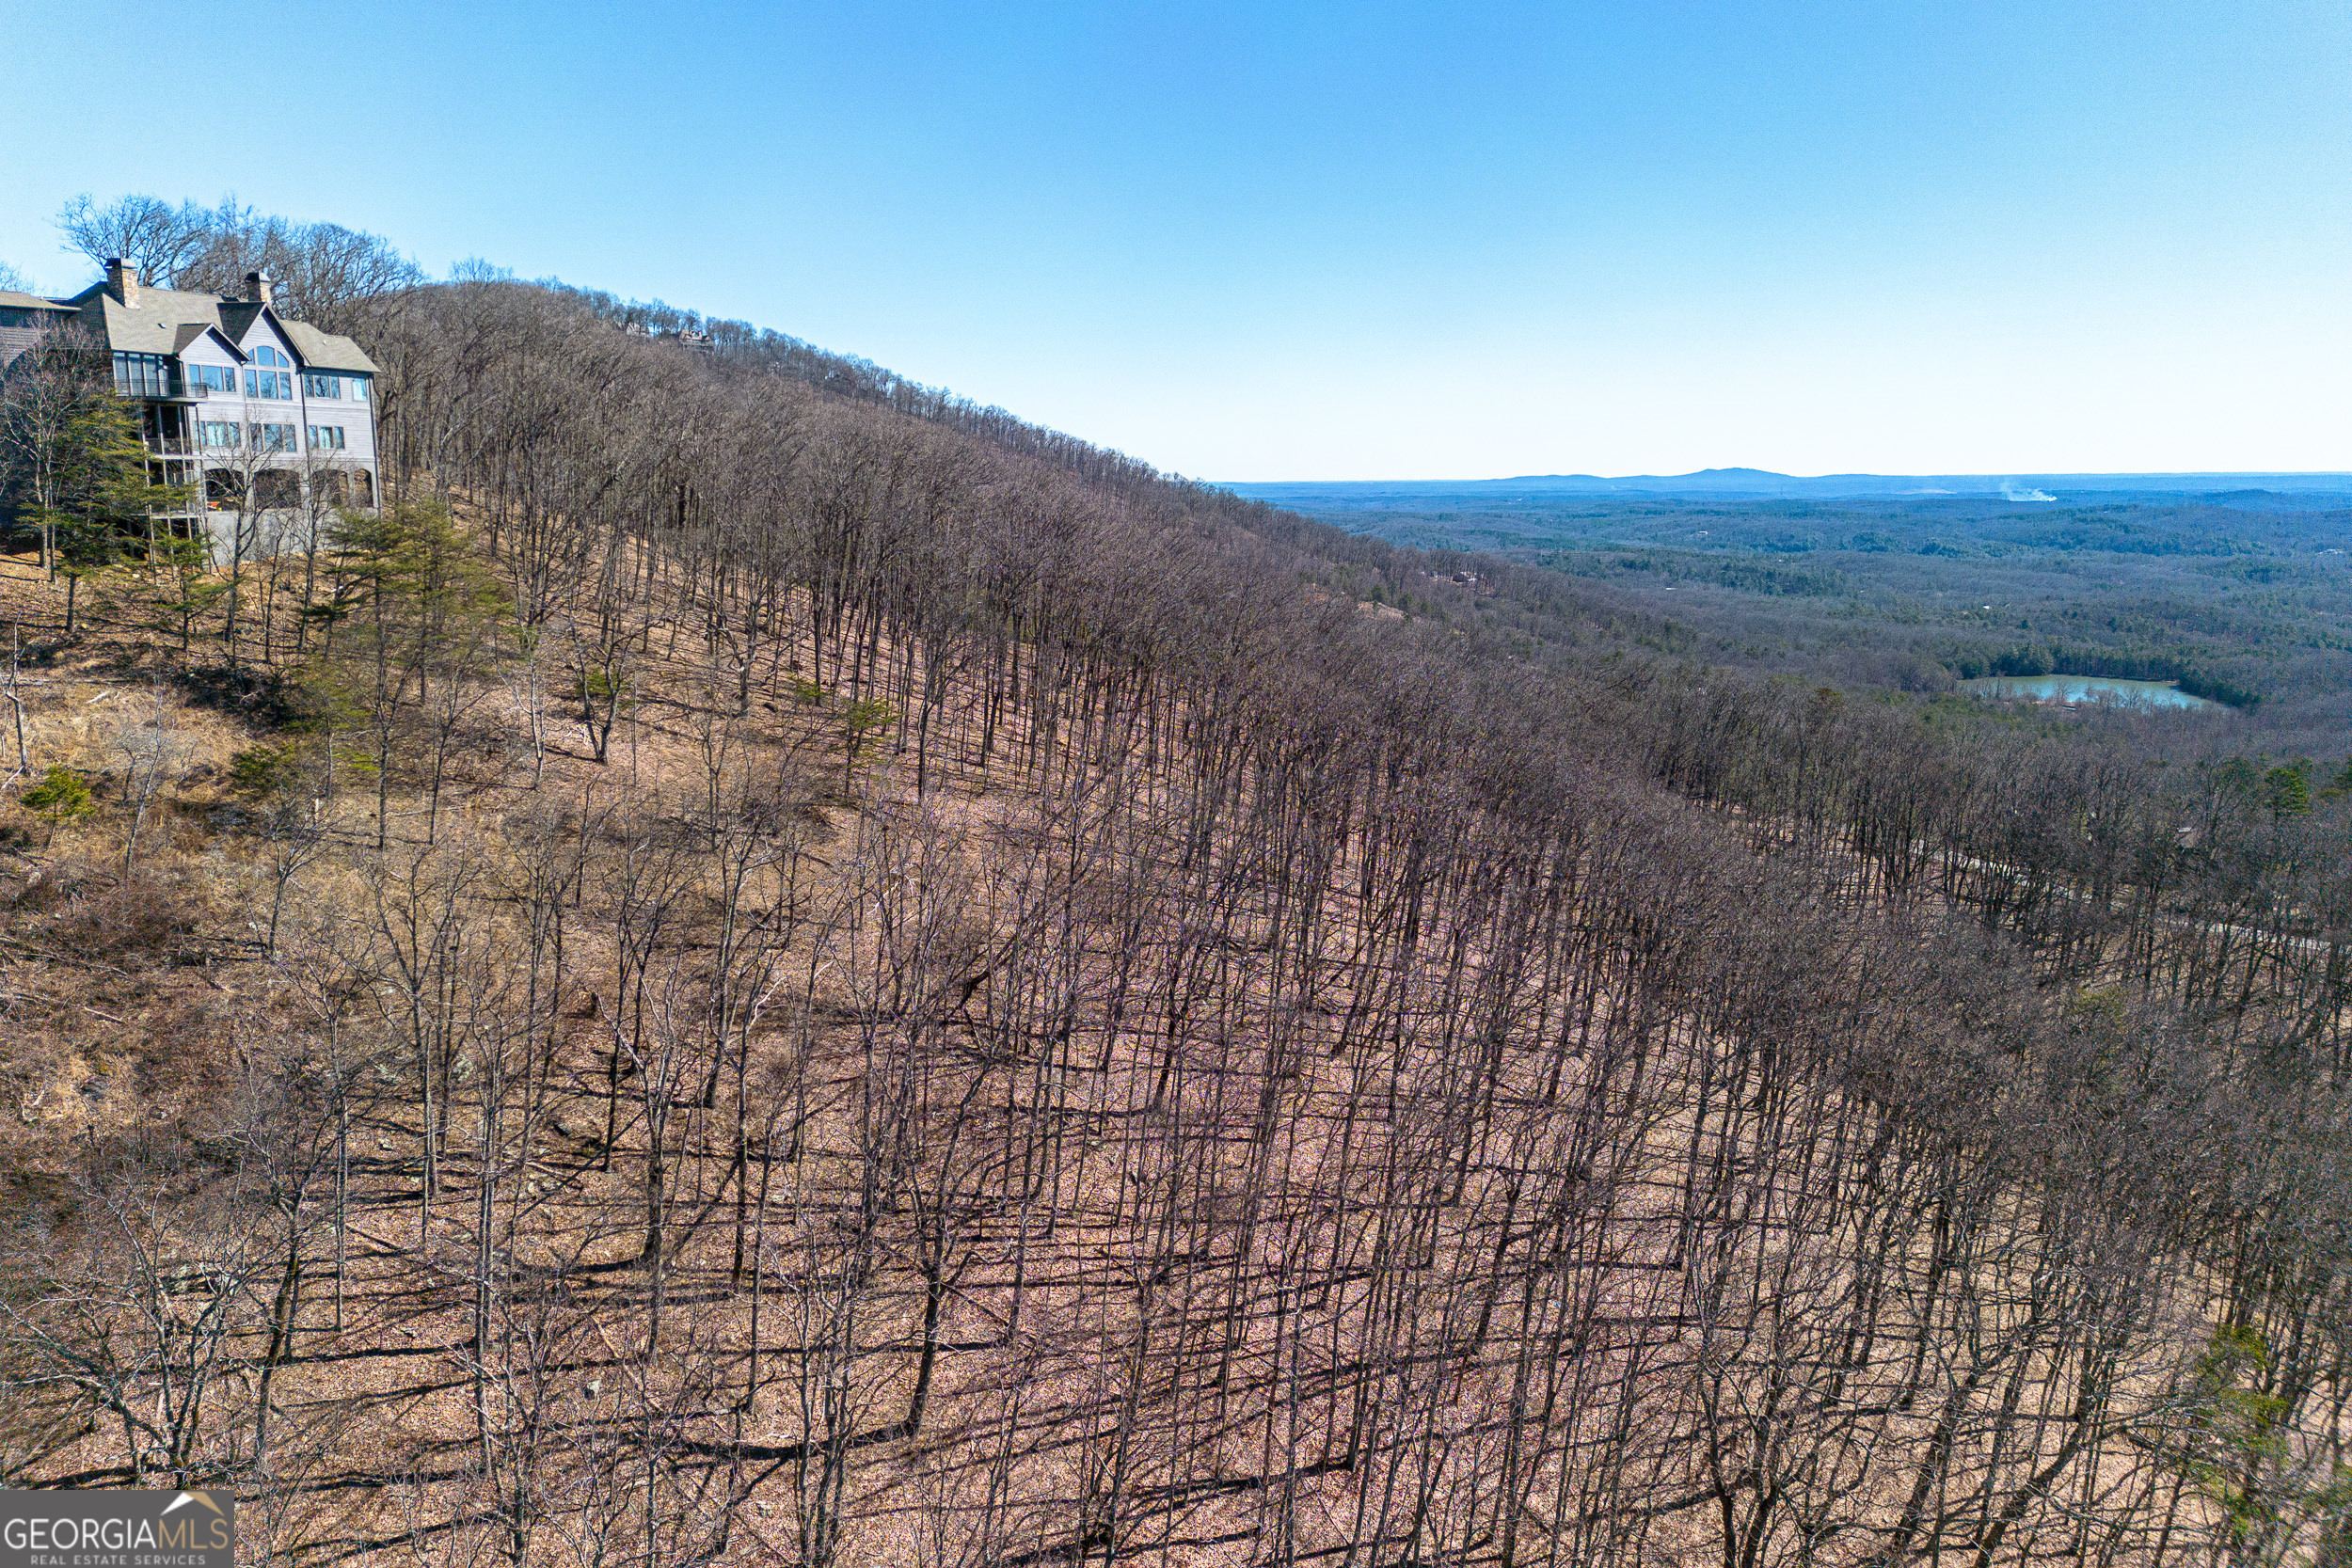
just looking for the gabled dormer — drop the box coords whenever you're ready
[174,323,247,399]
[231,314,300,404]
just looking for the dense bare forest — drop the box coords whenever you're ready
[2,203,2350,1566]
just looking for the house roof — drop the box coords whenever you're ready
[0,291,73,313]
[280,319,377,374]
[59,282,232,355]
[215,299,268,346]
[54,282,379,374]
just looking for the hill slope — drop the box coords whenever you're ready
[0,272,2345,1566]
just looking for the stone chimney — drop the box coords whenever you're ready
[105,257,140,307]
[246,271,273,307]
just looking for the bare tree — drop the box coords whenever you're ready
[56,195,223,288]
[114,681,188,874]
[179,212,423,339]
[0,320,107,577]
[2,1148,278,1486]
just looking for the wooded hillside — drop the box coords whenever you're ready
[1,243,2348,1566]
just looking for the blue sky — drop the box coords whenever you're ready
[4,1,2346,480]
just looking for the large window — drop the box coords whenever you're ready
[248,422,297,452]
[252,345,291,368]
[302,372,342,399]
[188,363,236,395]
[112,352,178,398]
[245,367,292,400]
[307,424,346,451]
[200,421,241,449]
[348,374,370,404]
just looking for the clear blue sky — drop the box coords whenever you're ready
[4,1,2346,480]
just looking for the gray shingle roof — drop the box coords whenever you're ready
[59,283,228,355]
[0,291,73,313]
[54,282,378,374]
[214,299,266,347]
[279,319,377,374]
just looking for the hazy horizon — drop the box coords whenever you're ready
[1223,467,2352,495]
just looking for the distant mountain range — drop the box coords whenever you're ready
[1226,468,2352,502]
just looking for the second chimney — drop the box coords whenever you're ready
[105,257,140,307]
[246,271,273,307]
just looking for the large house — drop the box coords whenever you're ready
[0,259,380,558]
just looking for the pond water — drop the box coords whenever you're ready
[1958,675,2218,711]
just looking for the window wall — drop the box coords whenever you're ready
[112,352,178,398]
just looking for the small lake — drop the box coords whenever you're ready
[1959,675,2217,711]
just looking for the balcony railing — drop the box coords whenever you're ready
[117,374,201,401]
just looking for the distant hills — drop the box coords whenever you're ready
[1227,468,2352,502]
